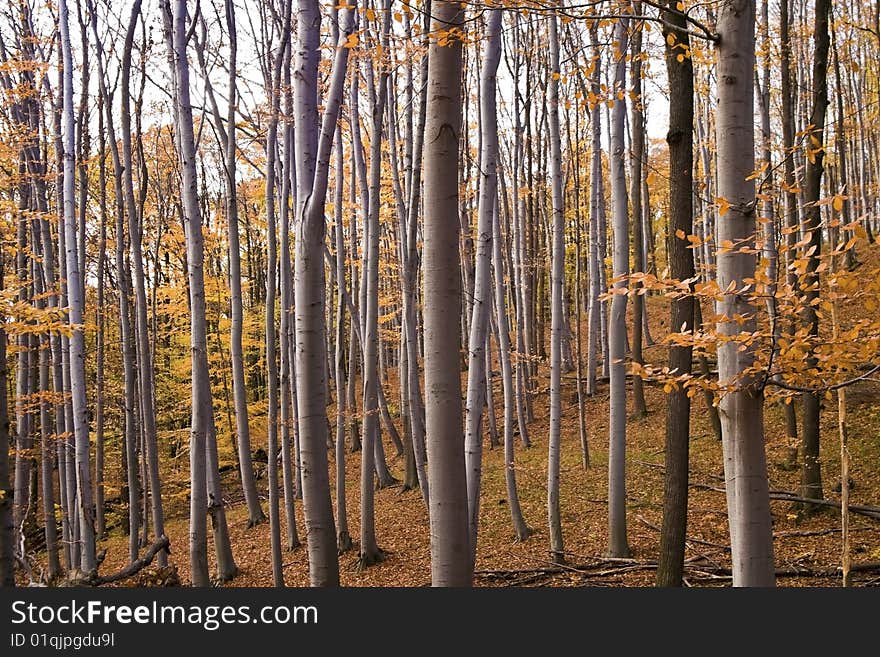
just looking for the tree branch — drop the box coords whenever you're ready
[765,363,880,393]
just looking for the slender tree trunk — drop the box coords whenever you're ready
[799,0,831,512]
[402,1,431,500]
[607,11,632,559]
[32,246,61,579]
[13,213,32,555]
[629,9,648,418]
[492,192,531,542]
[779,0,800,449]
[294,0,356,586]
[119,0,167,567]
[657,1,695,587]
[334,119,352,553]
[225,0,264,528]
[94,94,107,542]
[264,25,287,587]
[547,13,566,565]
[279,45,301,551]
[360,0,394,568]
[162,0,238,586]
[587,22,603,397]
[0,314,12,586]
[60,0,95,573]
[465,7,502,563]
[567,101,589,469]
[715,0,775,587]
[87,0,140,566]
[423,0,471,587]
[347,159,361,455]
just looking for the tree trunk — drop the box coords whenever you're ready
[13,216,32,556]
[162,0,236,586]
[333,118,352,553]
[547,13,566,565]
[279,45,301,551]
[264,17,287,586]
[294,0,355,586]
[225,0,264,528]
[607,11,632,559]
[464,7,502,563]
[402,2,431,500]
[32,243,61,578]
[60,0,96,574]
[629,9,648,418]
[360,0,394,568]
[423,0,471,587]
[799,0,831,512]
[657,2,695,587]
[587,22,603,397]
[118,0,166,565]
[715,0,775,587]
[0,315,12,586]
[94,98,107,542]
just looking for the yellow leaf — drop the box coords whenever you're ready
[832,195,844,212]
[716,196,730,217]
[365,7,376,21]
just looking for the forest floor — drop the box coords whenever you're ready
[97,374,880,587]
[79,247,880,587]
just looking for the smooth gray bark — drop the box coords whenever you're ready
[262,0,290,587]
[360,0,394,568]
[294,0,355,586]
[279,46,301,551]
[465,7,503,563]
[423,0,471,587]
[162,0,238,585]
[333,119,352,553]
[87,0,140,565]
[715,0,776,587]
[547,13,566,565]
[587,22,603,397]
[59,0,95,573]
[607,12,632,559]
[119,0,166,565]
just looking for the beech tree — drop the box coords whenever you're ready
[465,7,503,562]
[293,0,357,587]
[607,9,631,559]
[715,0,775,587]
[547,12,566,565]
[60,0,96,574]
[423,0,471,587]
[161,0,237,585]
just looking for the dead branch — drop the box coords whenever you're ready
[64,536,171,586]
[689,483,880,521]
[635,514,730,550]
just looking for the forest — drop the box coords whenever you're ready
[0,0,879,589]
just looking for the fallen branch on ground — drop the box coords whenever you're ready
[64,536,171,586]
